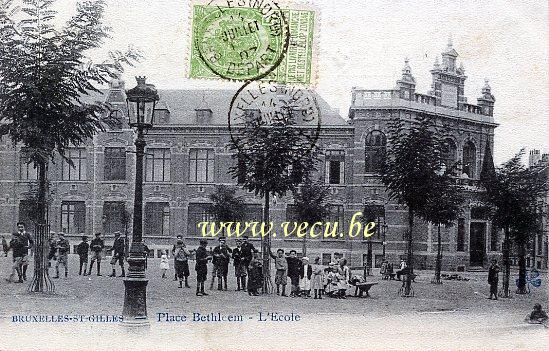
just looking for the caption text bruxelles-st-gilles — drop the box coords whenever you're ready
[197,212,376,239]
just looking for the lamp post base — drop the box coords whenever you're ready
[122,277,149,325]
[122,246,148,325]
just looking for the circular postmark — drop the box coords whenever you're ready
[228,80,321,160]
[193,0,290,81]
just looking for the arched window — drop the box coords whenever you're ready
[462,141,477,178]
[365,130,387,173]
[442,138,457,171]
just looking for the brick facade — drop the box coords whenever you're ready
[0,43,502,270]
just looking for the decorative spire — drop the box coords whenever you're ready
[433,56,440,69]
[447,35,453,50]
[399,58,415,84]
[402,57,412,74]
[458,61,465,73]
[482,79,491,94]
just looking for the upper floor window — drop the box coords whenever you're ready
[106,109,124,130]
[104,147,126,181]
[462,141,476,178]
[62,148,87,181]
[327,204,345,234]
[442,138,457,171]
[145,148,171,182]
[196,109,212,124]
[365,130,386,173]
[19,152,38,181]
[236,154,247,184]
[325,150,345,184]
[189,149,214,183]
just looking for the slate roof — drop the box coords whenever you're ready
[79,88,348,127]
[156,89,348,126]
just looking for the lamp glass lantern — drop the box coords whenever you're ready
[126,76,159,129]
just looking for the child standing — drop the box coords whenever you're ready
[286,250,302,297]
[247,252,263,296]
[299,257,312,298]
[160,250,169,278]
[76,235,89,276]
[311,256,324,299]
[269,248,288,296]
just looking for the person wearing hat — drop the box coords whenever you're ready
[487,258,500,300]
[173,239,191,288]
[212,237,232,291]
[171,235,183,281]
[299,257,312,298]
[88,232,105,276]
[47,231,58,268]
[109,231,126,277]
[287,249,302,297]
[14,222,33,281]
[195,239,212,296]
[76,235,90,275]
[54,233,70,278]
[240,236,258,277]
[232,239,247,291]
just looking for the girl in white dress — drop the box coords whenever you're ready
[160,250,169,278]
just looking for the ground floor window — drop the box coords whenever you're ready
[18,200,39,230]
[103,201,126,236]
[144,202,170,236]
[187,203,215,236]
[61,201,86,234]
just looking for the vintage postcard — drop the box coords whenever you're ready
[0,0,547,350]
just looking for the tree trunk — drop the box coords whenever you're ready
[433,224,442,284]
[28,160,54,293]
[262,192,272,293]
[501,226,510,298]
[403,208,414,296]
[516,241,528,294]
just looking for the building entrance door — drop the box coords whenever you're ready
[470,222,486,266]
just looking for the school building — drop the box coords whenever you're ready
[0,42,510,270]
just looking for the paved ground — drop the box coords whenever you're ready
[0,255,547,351]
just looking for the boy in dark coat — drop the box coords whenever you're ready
[247,252,263,296]
[109,232,126,277]
[88,232,104,276]
[54,233,70,278]
[286,249,302,297]
[488,259,500,300]
[239,236,257,274]
[76,235,89,275]
[212,237,232,291]
[195,239,211,296]
[232,239,247,291]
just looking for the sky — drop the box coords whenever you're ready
[46,0,548,164]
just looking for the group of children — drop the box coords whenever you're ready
[270,248,352,299]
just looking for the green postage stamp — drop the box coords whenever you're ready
[189,0,316,84]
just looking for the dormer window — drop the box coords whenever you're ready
[196,109,212,124]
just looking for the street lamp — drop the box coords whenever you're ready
[123,76,159,324]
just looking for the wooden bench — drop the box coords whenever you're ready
[353,282,378,297]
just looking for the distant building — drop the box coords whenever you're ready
[527,150,549,269]
[0,41,501,270]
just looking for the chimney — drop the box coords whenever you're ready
[529,149,541,167]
